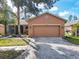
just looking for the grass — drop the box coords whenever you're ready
[64,36,79,44]
[71,36,79,39]
[0,38,27,46]
[0,50,24,59]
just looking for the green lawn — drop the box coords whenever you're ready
[64,36,79,44]
[0,50,24,59]
[0,38,27,46]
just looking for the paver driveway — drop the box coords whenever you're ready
[33,37,79,59]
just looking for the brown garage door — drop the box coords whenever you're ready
[32,25,60,37]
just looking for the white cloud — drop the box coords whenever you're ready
[38,3,58,11]
[7,0,17,13]
[38,3,46,9]
[7,0,13,8]
[59,11,69,16]
[13,7,17,13]
[49,6,58,12]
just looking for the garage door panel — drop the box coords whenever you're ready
[32,25,60,37]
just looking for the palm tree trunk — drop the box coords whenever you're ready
[17,6,21,36]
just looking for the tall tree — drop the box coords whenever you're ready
[69,15,73,21]
[0,0,8,35]
[74,16,77,20]
[11,0,22,35]
[0,0,16,35]
[69,15,78,21]
[22,0,59,18]
[11,0,59,36]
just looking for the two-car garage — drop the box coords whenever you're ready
[27,13,65,37]
[32,24,60,37]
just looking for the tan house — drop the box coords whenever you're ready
[27,13,65,37]
[0,24,4,35]
[65,20,79,36]
[65,20,79,32]
[7,20,28,35]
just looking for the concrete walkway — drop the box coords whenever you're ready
[33,37,79,59]
[0,45,28,51]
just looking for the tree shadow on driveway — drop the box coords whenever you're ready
[32,37,79,59]
[33,37,79,47]
[36,43,79,59]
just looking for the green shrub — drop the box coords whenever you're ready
[64,36,79,44]
[12,34,16,37]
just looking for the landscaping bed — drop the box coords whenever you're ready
[0,50,24,59]
[64,36,79,44]
[0,38,27,46]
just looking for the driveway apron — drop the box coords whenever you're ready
[33,37,79,59]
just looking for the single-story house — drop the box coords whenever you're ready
[65,20,79,36]
[27,13,65,37]
[7,20,28,35]
[0,24,4,35]
[65,20,79,32]
[0,13,65,37]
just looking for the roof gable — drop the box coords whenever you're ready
[27,13,65,23]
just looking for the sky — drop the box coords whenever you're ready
[7,0,79,20]
[6,0,17,13]
[51,0,79,20]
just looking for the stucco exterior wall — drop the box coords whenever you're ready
[0,24,4,35]
[28,13,65,37]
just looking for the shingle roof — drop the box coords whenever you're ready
[27,12,66,22]
[20,20,28,25]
